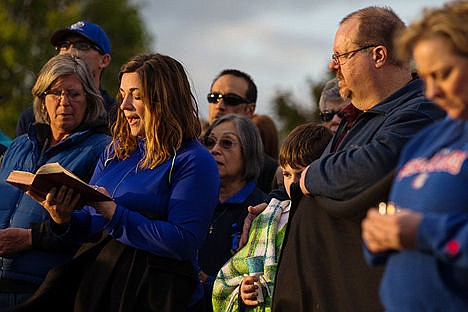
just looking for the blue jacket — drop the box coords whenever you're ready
[55,138,220,307]
[304,78,446,200]
[365,117,468,311]
[0,123,108,284]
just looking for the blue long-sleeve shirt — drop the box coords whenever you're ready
[59,138,220,306]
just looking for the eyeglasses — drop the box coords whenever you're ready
[55,40,104,54]
[320,110,344,122]
[207,92,249,106]
[331,44,377,65]
[43,89,86,102]
[203,136,238,150]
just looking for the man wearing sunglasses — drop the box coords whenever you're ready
[207,69,279,194]
[207,69,257,124]
[318,77,350,134]
[15,20,114,136]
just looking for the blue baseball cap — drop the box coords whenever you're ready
[50,20,111,55]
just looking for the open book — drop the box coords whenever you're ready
[6,162,112,204]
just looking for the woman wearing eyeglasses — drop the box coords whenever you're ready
[198,114,267,311]
[318,78,350,134]
[0,54,108,308]
[362,2,468,311]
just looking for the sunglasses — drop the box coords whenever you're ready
[203,136,238,150]
[55,40,105,54]
[320,110,344,122]
[207,92,249,106]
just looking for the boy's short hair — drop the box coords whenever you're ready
[279,122,333,169]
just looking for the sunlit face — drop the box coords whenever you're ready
[205,121,244,183]
[208,74,254,124]
[282,164,305,198]
[413,36,468,120]
[329,17,375,109]
[45,74,87,141]
[120,72,146,137]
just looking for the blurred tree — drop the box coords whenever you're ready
[0,0,153,137]
[272,89,313,140]
[271,70,335,139]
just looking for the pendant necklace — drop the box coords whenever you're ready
[209,206,229,234]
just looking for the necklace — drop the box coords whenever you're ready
[209,206,229,234]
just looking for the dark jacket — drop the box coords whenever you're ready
[257,153,278,194]
[271,78,445,312]
[304,78,445,200]
[198,180,267,312]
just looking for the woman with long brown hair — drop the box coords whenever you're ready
[25,53,220,311]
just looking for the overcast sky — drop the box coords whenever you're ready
[136,0,444,121]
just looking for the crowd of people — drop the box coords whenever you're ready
[0,1,466,311]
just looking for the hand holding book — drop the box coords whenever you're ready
[27,183,117,225]
[27,186,77,225]
[6,162,112,204]
[6,162,116,223]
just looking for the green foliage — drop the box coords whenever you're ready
[271,70,335,138]
[272,89,313,140]
[80,0,152,98]
[0,0,152,138]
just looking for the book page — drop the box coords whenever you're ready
[36,162,83,182]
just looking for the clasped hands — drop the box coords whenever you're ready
[361,204,422,253]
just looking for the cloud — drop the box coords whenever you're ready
[137,0,444,119]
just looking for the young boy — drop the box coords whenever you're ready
[212,122,332,311]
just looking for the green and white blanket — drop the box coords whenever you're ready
[212,198,291,312]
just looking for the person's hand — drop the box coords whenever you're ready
[199,270,208,283]
[362,207,422,253]
[27,186,79,225]
[91,186,116,220]
[299,165,311,195]
[237,203,268,250]
[240,275,260,306]
[0,228,32,256]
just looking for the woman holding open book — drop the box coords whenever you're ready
[0,54,108,308]
[21,53,220,311]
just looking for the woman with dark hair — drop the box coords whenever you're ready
[362,2,468,310]
[24,53,220,311]
[198,114,267,311]
[251,114,279,160]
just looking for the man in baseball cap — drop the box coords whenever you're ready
[50,20,111,90]
[16,20,114,136]
[50,20,111,55]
